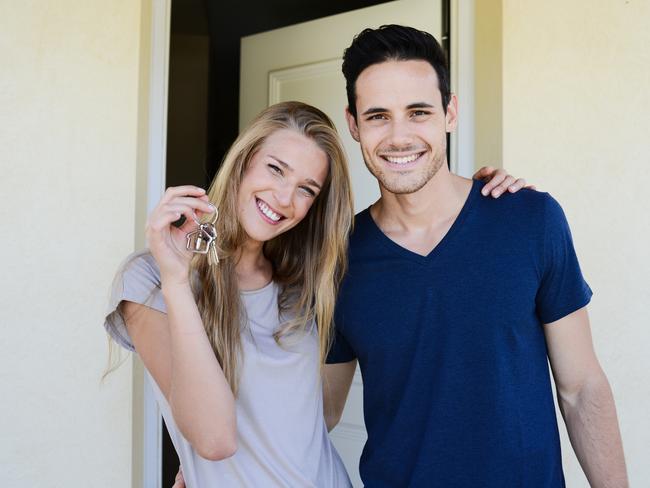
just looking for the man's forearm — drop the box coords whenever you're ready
[560,372,627,488]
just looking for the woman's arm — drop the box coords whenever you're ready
[124,185,237,461]
[123,290,236,461]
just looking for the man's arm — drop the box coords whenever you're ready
[323,360,357,431]
[544,307,628,487]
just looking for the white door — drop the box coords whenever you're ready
[240,2,442,486]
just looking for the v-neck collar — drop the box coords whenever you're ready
[360,179,480,266]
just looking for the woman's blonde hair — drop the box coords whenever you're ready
[194,101,353,395]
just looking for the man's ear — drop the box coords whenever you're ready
[445,94,458,133]
[345,106,360,142]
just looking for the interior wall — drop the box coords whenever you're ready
[0,1,145,486]
[500,1,650,485]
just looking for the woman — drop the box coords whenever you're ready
[104,101,526,487]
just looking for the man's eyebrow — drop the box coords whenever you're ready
[361,107,388,116]
[406,102,434,110]
[361,103,434,116]
[269,155,322,190]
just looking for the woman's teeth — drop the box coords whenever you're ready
[257,199,281,222]
[384,153,421,164]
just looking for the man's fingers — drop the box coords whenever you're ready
[171,466,185,488]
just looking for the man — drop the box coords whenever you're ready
[323,25,627,487]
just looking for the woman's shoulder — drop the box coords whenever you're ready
[104,250,165,351]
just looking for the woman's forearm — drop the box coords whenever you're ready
[162,281,237,461]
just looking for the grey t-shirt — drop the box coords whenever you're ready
[105,251,351,488]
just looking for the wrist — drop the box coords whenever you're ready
[160,276,193,295]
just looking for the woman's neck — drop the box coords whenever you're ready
[235,239,273,291]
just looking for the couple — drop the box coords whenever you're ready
[104,25,627,487]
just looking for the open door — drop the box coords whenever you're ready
[240,2,442,485]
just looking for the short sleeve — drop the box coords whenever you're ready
[535,196,593,324]
[104,250,167,351]
[326,326,356,364]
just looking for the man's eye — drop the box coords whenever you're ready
[411,110,430,117]
[367,114,387,121]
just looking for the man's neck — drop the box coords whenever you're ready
[371,164,472,234]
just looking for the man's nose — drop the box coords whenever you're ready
[387,120,413,148]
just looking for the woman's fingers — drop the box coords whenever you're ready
[147,205,198,233]
[473,165,496,182]
[507,177,528,193]
[490,175,517,197]
[480,168,507,196]
[169,197,215,215]
[160,185,206,205]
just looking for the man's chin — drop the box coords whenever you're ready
[379,176,431,195]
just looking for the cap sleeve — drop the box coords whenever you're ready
[104,251,167,351]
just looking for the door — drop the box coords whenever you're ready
[240,2,442,485]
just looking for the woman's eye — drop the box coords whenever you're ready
[300,187,316,198]
[268,164,283,175]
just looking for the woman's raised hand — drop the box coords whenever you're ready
[145,185,215,285]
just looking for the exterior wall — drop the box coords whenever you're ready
[0,1,146,486]
[501,1,650,485]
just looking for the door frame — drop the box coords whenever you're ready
[139,1,475,485]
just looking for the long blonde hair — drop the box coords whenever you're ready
[194,101,353,395]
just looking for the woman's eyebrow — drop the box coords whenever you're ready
[269,155,322,190]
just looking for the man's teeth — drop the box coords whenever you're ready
[384,153,421,164]
[257,200,281,222]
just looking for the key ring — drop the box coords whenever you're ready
[185,204,220,265]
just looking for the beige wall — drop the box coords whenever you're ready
[0,1,147,486]
[474,0,502,167]
[499,1,650,485]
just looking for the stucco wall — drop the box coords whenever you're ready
[0,1,145,485]
[501,1,650,485]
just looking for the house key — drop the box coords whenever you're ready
[185,206,219,265]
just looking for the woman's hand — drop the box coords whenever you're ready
[473,166,536,198]
[145,185,215,285]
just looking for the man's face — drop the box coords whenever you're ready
[346,60,457,195]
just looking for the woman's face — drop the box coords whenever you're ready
[237,128,329,244]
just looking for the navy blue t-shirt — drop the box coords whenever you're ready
[327,179,592,487]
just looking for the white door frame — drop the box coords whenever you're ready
[140,1,475,485]
[141,0,171,487]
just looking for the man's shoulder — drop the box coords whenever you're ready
[348,208,377,249]
[475,185,561,226]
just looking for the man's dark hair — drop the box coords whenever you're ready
[342,24,450,119]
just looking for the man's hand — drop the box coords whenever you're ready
[323,360,357,431]
[473,166,535,197]
[171,466,185,488]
